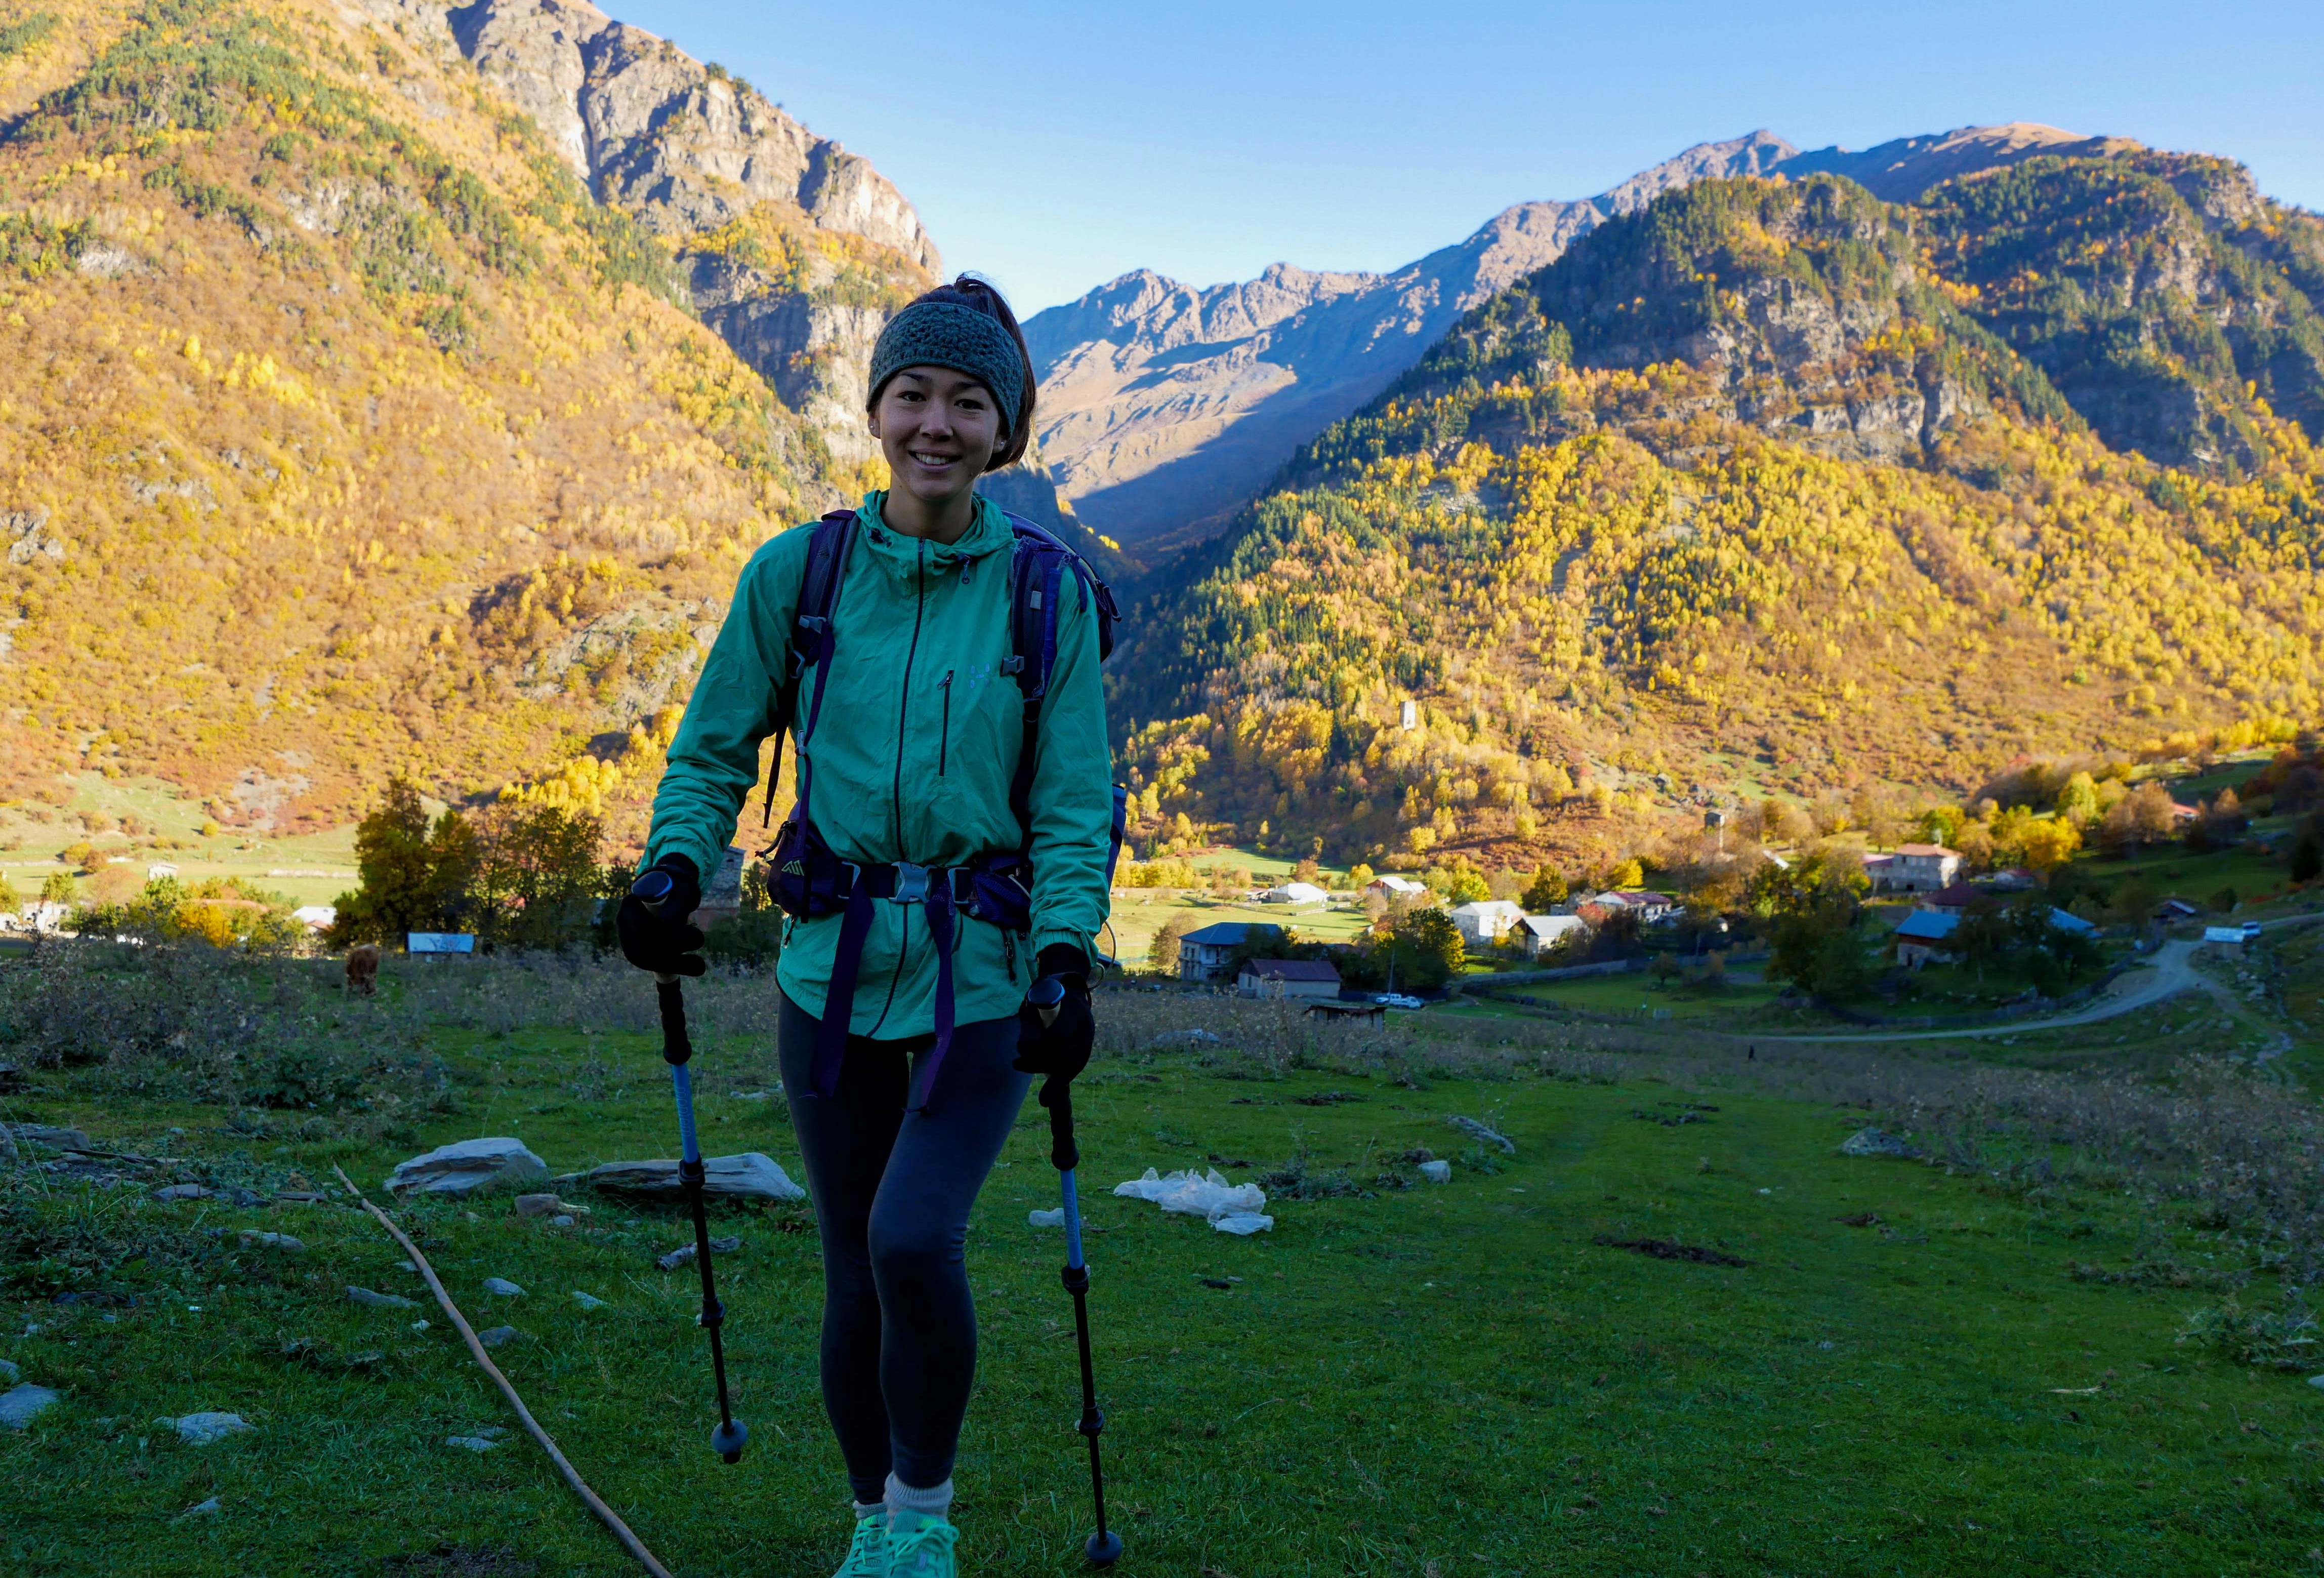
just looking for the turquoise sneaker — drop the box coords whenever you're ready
[835,1513,887,1578]
[886,1513,959,1578]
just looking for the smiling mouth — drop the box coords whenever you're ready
[909,450,960,469]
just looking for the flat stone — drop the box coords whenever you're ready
[481,1278,525,1298]
[174,1496,222,1521]
[346,1285,417,1310]
[571,1291,608,1311]
[1446,1115,1515,1154]
[152,1184,211,1203]
[385,1138,548,1197]
[1839,1127,1916,1159]
[0,1358,17,1383]
[578,1152,804,1203]
[1,1383,59,1429]
[1418,1159,1452,1184]
[238,1231,305,1254]
[476,1326,519,1349]
[170,1411,252,1446]
[513,1193,588,1218]
[446,1434,500,1452]
[2,1123,92,1153]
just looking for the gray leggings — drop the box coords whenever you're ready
[778,992,1030,1500]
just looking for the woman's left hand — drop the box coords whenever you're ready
[1015,947,1094,1103]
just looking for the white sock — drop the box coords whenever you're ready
[853,1500,885,1525]
[885,1472,953,1526]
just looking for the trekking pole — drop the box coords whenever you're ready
[632,870,749,1465]
[1032,982,1122,1566]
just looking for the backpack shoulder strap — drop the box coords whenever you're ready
[759,509,858,828]
[999,511,1120,851]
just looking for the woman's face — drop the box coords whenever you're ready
[870,366,1006,508]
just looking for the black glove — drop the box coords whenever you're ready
[1015,944,1094,1106]
[617,854,706,978]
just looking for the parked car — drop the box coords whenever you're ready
[2243,921,2264,940]
[1371,993,1425,1009]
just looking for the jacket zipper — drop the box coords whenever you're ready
[937,669,954,777]
[868,539,930,1039]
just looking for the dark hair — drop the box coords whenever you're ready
[878,274,1036,473]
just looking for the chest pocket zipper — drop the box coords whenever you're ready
[937,669,954,777]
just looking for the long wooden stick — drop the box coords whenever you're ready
[331,1165,679,1578]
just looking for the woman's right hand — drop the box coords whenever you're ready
[618,855,707,977]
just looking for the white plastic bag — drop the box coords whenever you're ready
[1113,1167,1274,1234]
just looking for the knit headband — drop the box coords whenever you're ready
[867,301,1026,437]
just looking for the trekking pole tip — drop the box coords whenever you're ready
[712,1418,749,1463]
[1085,1530,1123,1566]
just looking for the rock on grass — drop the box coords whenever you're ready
[385,1138,548,1197]
[2,1383,60,1429]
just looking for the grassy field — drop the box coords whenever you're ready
[7,952,2324,1576]
[1,774,360,911]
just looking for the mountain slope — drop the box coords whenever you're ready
[1024,133,1800,555]
[1025,124,2138,556]
[1108,161,2324,871]
[0,0,889,836]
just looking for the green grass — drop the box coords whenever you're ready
[2,774,360,910]
[8,987,2323,1575]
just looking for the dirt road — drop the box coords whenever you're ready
[1760,939,2215,1044]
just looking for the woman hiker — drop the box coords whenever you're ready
[616,276,1112,1578]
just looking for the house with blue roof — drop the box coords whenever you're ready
[1178,921,1284,983]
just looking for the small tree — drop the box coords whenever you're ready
[1148,910,1199,977]
[1520,863,1568,911]
[2055,771,2101,827]
[471,801,605,948]
[1380,909,1463,991]
[39,871,77,905]
[327,779,483,947]
[2098,782,2179,856]
[1768,899,1869,998]
[2292,836,2323,885]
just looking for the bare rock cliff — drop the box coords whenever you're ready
[440,0,994,494]
[446,0,935,266]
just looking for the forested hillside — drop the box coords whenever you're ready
[0,0,1097,848]
[1112,157,2324,871]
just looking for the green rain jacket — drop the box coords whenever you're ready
[643,492,1113,1037]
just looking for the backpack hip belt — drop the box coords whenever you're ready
[767,812,1032,1109]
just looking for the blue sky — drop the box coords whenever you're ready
[609,1,2324,314]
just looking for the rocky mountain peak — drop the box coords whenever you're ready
[446,0,937,269]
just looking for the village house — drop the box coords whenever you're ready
[1884,844,1963,893]
[1449,899,1524,945]
[1366,874,1428,898]
[1261,880,1329,905]
[1178,921,1283,983]
[1917,881,1981,914]
[1891,909,1960,968]
[1589,890,1678,923]
[1512,913,1588,960]
[1236,957,1343,1000]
